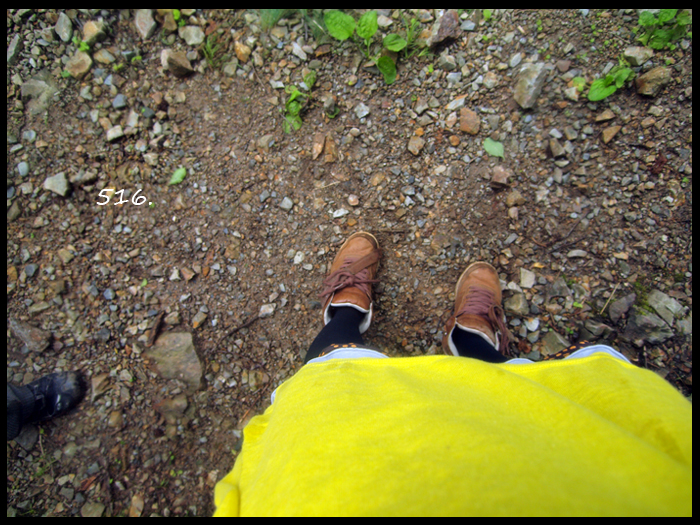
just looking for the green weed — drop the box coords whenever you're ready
[72,36,90,52]
[172,9,186,28]
[258,9,294,31]
[324,10,407,85]
[282,70,317,133]
[400,15,424,58]
[587,56,634,102]
[201,34,227,70]
[635,9,692,50]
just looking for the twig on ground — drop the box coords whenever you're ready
[145,311,165,347]
[215,314,260,351]
[599,282,621,316]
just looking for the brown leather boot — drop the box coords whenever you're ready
[319,232,381,334]
[443,261,511,356]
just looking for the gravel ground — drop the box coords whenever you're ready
[7,9,692,516]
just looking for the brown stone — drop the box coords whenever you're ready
[145,332,202,391]
[595,109,615,122]
[505,190,525,207]
[490,165,513,188]
[602,125,621,144]
[9,318,51,353]
[429,10,461,47]
[166,50,194,77]
[234,41,252,63]
[408,136,425,156]
[555,60,571,73]
[65,51,92,79]
[460,107,480,135]
[323,134,337,163]
[549,138,566,158]
[312,133,325,160]
[635,66,672,96]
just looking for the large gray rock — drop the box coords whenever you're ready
[43,172,70,196]
[9,318,51,353]
[504,293,529,317]
[7,34,23,65]
[134,9,156,40]
[541,330,570,356]
[513,62,548,109]
[608,293,636,323]
[623,46,653,66]
[55,12,73,42]
[622,306,674,347]
[178,25,205,46]
[20,70,58,115]
[145,332,202,391]
[647,289,684,327]
[545,277,570,302]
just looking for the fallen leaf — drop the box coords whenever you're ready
[168,167,187,185]
[484,137,505,158]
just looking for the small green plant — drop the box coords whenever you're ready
[201,34,227,70]
[113,63,125,72]
[60,69,71,78]
[587,57,634,102]
[400,15,423,58]
[257,9,294,31]
[572,76,586,93]
[173,9,186,28]
[536,19,543,32]
[636,9,692,50]
[282,70,317,133]
[72,36,90,52]
[131,55,142,64]
[483,9,493,22]
[324,10,407,85]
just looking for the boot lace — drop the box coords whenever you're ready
[320,257,378,300]
[456,286,511,354]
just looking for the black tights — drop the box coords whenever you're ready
[305,306,507,364]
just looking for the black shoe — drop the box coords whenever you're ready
[24,371,85,422]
